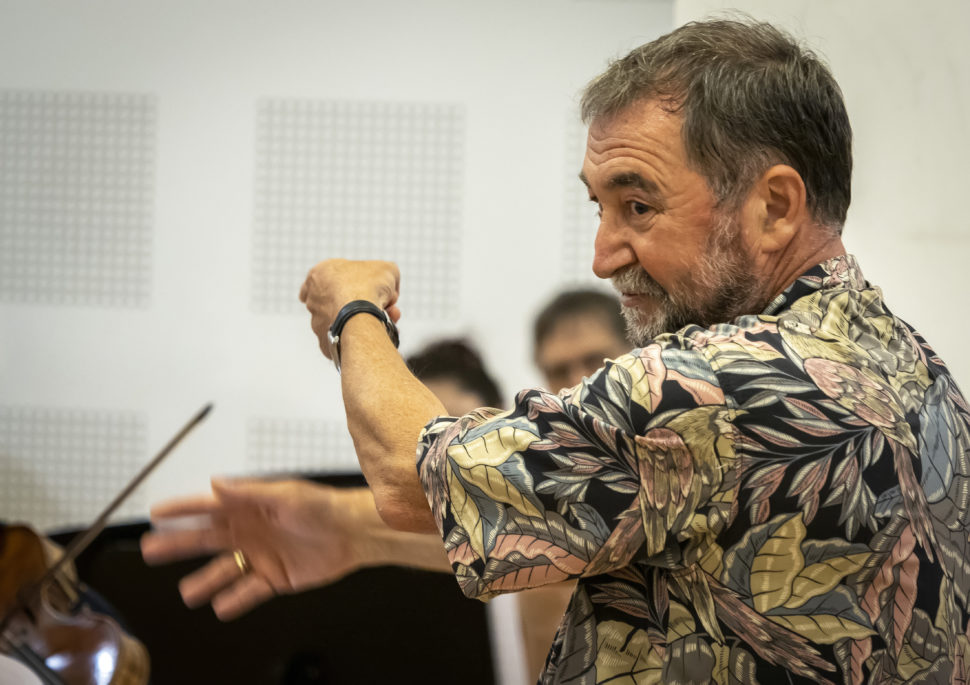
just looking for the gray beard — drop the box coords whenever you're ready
[611,214,767,346]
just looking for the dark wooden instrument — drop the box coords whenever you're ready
[0,404,212,684]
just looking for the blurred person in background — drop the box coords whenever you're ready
[522,290,628,679]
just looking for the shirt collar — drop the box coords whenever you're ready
[760,254,866,316]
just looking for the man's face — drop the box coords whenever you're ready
[536,313,630,393]
[581,99,765,345]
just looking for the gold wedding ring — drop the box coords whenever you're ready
[232,549,250,576]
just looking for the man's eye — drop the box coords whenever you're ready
[631,201,651,216]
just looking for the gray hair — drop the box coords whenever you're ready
[581,19,852,231]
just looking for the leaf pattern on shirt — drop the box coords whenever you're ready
[416,254,970,684]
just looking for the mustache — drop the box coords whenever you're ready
[610,265,666,300]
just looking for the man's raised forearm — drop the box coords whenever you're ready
[338,314,445,532]
[298,259,444,532]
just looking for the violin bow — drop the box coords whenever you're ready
[1,403,213,627]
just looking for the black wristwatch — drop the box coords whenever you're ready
[327,300,400,373]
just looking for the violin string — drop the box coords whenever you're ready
[3,403,213,625]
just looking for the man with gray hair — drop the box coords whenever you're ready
[294,19,968,684]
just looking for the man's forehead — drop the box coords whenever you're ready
[580,99,687,184]
[586,98,683,141]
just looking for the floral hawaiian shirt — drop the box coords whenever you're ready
[416,254,970,685]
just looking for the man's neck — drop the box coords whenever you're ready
[762,229,847,301]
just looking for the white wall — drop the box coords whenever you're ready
[675,0,970,389]
[0,0,672,532]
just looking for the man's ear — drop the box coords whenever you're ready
[741,164,807,253]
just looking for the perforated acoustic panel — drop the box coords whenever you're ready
[561,116,598,284]
[252,100,464,318]
[246,418,359,474]
[0,407,148,530]
[0,91,155,307]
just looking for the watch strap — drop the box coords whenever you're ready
[327,300,400,372]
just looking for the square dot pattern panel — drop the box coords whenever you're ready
[247,418,360,474]
[253,100,464,318]
[561,116,599,285]
[0,406,148,530]
[0,91,155,307]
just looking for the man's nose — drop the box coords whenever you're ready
[592,220,636,279]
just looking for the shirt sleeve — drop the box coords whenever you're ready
[416,338,737,600]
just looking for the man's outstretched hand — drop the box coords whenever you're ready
[141,480,379,621]
[141,478,451,621]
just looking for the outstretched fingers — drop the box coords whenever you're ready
[211,572,277,621]
[149,494,222,520]
[178,553,244,608]
[140,525,231,564]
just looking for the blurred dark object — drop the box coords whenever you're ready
[49,474,494,685]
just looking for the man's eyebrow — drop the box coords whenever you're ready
[607,171,659,193]
[577,170,660,195]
